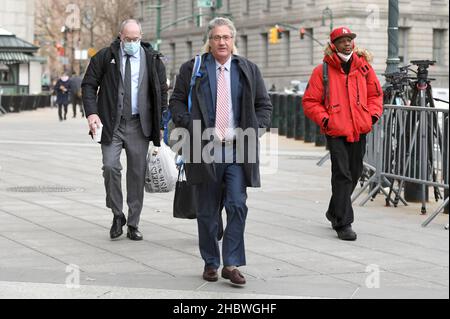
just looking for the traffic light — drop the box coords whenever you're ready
[269,27,279,44]
[269,25,283,44]
[55,43,65,56]
[300,28,306,40]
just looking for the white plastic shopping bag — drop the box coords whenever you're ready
[145,141,178,193]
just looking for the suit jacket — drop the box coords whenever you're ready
[116,47,152,134]
[169,53,272,187]
[200,53,242,128]
[82,39,168,146]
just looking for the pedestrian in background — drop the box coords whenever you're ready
[70,73,84,118]
[54,73,71,121]
[82,19,168,241]
[169,17,272,285]
[303,27,383,241]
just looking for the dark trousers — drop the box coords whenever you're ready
[58,104,68,121]
[196,146,248,270]
[326,135,366,230]
[72,96,84,117]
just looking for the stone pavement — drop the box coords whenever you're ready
[0,108,448,299]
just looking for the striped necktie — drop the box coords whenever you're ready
[215,65,230,141]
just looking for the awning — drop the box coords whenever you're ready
[0,51,31,64]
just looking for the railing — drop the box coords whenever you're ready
[352,104,449,227]
[0,94,51,113]
[268,92,326,146]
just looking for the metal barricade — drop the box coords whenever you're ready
[352,104,449,227]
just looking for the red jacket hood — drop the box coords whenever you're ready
[323,44,374,72]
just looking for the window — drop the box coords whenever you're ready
[263,0,270,12]
[138,0,146,21]
[398,27,409,65]
[285,0,293,8]
[284,31,290,66]
[172,0,178,23]
[170,43,176,71]
[240,35,248,57]
[186,41,193,59]
[262,33,268,67]
[307,28,314,65]
[189,0,195,24]
[433,29,446,65]
[225,0,231,12]
[0,64,11,84]
[242,0,249,15]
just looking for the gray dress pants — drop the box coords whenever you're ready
[101,116,149,228]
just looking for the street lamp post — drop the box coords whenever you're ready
[148,0,163,51]
[385,0,400,75]
[322,7,334,33]
[61,26,69,73]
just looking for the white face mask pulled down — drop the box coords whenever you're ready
[337,51,353,63]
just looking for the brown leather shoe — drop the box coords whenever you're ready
[202,267,218,282]
[222,267,246,285]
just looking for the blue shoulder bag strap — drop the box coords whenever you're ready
[176,55,202,167]
[188,54,202,112]
[164,55,202,144]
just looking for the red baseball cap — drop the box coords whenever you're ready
[330,27,357,43]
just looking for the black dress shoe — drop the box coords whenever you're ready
[325,211,334,223]
[127,226,143,241]
[336,226,357,241]
[110,214,126,239]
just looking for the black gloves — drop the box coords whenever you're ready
[372,116,379,125]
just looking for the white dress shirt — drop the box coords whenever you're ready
[121,45,140,115]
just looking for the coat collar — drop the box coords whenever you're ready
[324,51,365,75]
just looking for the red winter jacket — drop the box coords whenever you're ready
[303,46,383,142]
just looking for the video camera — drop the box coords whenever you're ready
[410,60,436,82]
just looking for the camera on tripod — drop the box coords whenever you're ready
[410,60,436,82]
[384,66,410,89]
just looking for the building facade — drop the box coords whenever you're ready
[0,0,35,43]
[139,0,449,89]
[0,0,43,94]
[0,28,45,95]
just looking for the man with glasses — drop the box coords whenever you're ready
[82,19,168,241]
[169,17,272,285]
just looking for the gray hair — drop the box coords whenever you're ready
[119,19,143,34]
[202,17,239,54]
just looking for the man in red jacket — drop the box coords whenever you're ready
[303,27,383,241]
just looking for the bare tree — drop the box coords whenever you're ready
[35,0,136,80]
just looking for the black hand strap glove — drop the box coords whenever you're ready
[372,116,379,125]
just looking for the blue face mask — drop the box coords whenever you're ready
[123,41,140,55]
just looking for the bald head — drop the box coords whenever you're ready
[119,19,143,43]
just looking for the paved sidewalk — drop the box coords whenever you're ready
[0,108,448,299]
